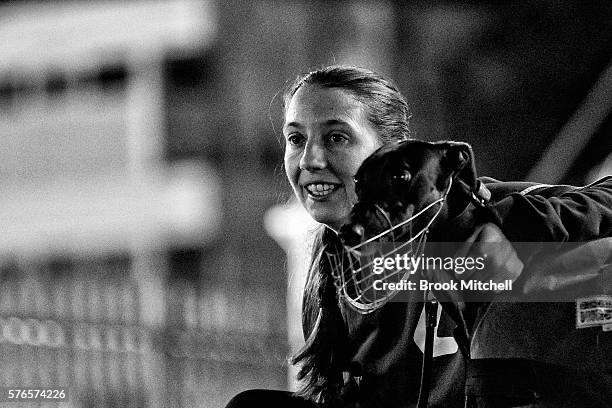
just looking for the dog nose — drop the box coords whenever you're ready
[352,224,365,239]
[339,223,365,246]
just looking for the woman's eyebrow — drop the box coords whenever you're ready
[283,121,302,131]
[323,119,351,127]
[283,119,352,132]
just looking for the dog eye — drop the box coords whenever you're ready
[392,172,411,183]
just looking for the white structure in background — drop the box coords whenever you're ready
[0,2,219,407]
[0,0,219,316]
[265,199,319,391]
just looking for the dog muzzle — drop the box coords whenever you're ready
[327,178,453,314]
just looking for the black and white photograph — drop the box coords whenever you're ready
[0,1,610,407]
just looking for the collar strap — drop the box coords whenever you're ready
[456,178,491,208]
[472,180,491,206]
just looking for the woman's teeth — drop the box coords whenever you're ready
[306,183,337,197]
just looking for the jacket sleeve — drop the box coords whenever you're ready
[485,176,612,242]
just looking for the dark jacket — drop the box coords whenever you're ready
[322,176,612,408]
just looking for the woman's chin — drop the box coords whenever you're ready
[306,206,347,232]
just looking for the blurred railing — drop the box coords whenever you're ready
[0,256,287,408]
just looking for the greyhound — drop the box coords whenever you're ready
[329,139,612,408]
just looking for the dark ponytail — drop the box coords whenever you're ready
[290,227,348,406]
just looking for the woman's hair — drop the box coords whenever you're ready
[290,227,346,405]
[286,65,412,405]
[283,65,412,143]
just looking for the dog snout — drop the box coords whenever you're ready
[351,224,365,239]
[339,223,365,247]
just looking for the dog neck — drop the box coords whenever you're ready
[428,178,481,242]
[436,203,481,242]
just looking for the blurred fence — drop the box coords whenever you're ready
[0,255,287,408]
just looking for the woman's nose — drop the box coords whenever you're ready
[299,141,327,171]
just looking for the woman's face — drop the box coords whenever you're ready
[283,85,383,231]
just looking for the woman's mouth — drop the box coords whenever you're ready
[304,183,340,199]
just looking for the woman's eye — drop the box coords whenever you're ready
[328,133,349,145]
[286,134,304,146]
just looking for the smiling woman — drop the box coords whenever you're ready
[283,86,383,231]
[281,68,411,233]
[227,66,414,408]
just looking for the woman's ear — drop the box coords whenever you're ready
[440,141,478,190]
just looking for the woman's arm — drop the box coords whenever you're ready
[485,176,612,242]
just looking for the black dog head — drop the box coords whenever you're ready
[339,140,480,247]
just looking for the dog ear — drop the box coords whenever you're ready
[441,141,478,191]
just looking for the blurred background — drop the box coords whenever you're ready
[0,0,610,407]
